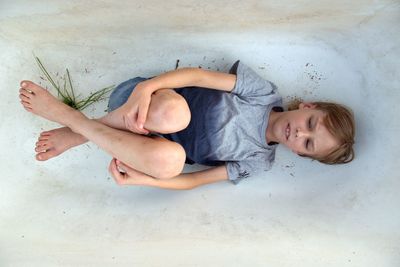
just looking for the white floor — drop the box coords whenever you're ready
[1,1,399,266]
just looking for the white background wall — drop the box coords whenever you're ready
[0,0,399,266]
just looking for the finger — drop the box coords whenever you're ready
[108,159,113,173]
[137,103,149,132]
[109,159,122,183]
[116,159,134,172]
[115,159,126,173]
[124,113,137,133]
[109,159,127,185]
[109,158,119,173]
[125,113,148,134]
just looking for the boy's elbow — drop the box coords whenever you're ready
[165,183,196,191]
[177,180,198,190]
[185,183,198,190]
[179,179,201,190]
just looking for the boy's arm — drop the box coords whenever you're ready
[109,159,229,190]
[142,67,236,93]
[147,165,229,190]
[123,68,237,134]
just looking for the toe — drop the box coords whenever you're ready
[20,80,44,94]
[19,94,30,102]
[36,140,49,147]
[20,100,32,108]
[36,149,59,161]
[35,142,49,152]
[40,131,51,136]
[35,145,47,152]
[38,136,49,141]
[35,141,42,147]
[19,88,32,97]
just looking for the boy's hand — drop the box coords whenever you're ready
[123,82,153,134]
[108,158,154,186]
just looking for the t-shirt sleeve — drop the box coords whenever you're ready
[229,60,278,100]
[226,153,274,185]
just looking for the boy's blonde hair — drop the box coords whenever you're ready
[288,99,355,164]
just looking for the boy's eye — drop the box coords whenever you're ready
[305,139,310,149]
[308,118,312,129]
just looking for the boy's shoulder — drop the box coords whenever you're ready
[228,60,282,106]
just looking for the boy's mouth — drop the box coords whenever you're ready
[285,123,290,141]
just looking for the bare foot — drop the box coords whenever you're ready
[19,80,75,124]
[35,127,88,161]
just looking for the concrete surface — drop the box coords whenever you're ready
[0,0,399,266]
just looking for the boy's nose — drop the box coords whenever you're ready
[295,128,311,138]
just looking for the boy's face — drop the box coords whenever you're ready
[268,103,339,158]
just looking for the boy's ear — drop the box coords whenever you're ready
[299,102,317,109]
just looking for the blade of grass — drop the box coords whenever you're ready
[66,68,76,102]
[35,56,68,100]
[62,75,67,99]
[62,73,74,103]
[76,85,114,110]
[35,55,115,111]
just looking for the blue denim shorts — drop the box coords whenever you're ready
[108,77,148,112]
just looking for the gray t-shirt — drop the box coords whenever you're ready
[163,60,283,184]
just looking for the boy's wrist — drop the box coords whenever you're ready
[142,80,156,93]
[143,77,165,93]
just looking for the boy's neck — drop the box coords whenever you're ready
[266,110,280,144]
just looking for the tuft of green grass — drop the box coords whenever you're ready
[35,56,114,110]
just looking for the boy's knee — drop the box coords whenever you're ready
[152,142,186,179]
[149,91,191,134]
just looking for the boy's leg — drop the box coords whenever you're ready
[102,88,191,133]
[20,81,186,179]
[33,87,191,161]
